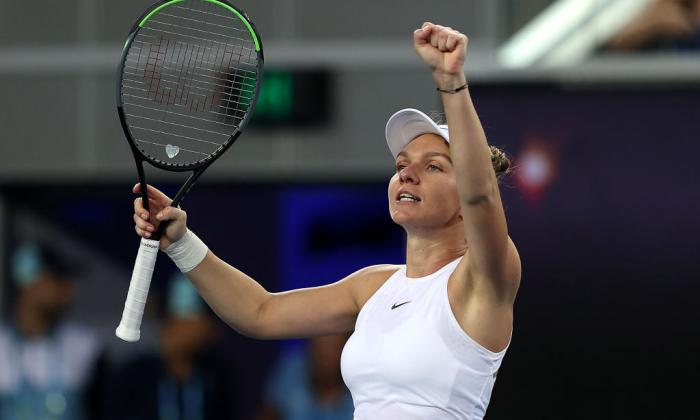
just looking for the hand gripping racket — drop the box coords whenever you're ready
[115,0,263,342]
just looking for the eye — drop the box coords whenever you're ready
[396,163,407,172]
[427,163,442,172]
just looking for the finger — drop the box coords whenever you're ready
[132,183,173,205]
[413,26,431,44]
[430,30,440,48]
[134,197,148,219]
[452,33,468,51]
[133,213,155,232]
[155,206,185,222]
[432,24,448,36]
[135,225,152,239]
[445,33,459,51]
[432,25,449,47]
[438,33,448,51]
[414,22,434,43]
[133,198,150,220]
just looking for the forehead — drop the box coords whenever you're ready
[398,133,449,157]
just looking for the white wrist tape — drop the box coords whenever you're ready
[164,230,208,273]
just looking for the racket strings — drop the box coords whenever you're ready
[172,4,244,23]
[132,138,210,157]
[125,35,257,112]
[124,112,235,138]
[233,31,257,123]
[122,71,255,109]
[123,83,254,118]
[145,17,256,46]
[157,10,250,33]
[121,0,260,167]
[125,41,257,100]
[132,33,259,71]
[122,95,249,125]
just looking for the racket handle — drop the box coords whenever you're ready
[116,238,160,342]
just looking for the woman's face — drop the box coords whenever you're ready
[388,134,462,230]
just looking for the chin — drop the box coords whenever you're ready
[390,206,414,222]
[391,211,428,229]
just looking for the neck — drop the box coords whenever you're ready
[404,223,466,277]
[15,298,50,338]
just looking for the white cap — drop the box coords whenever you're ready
[385,108,449,158]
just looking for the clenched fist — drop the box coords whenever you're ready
[413,22,468,89]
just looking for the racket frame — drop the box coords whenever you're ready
[116,0,264,220]
[115,0,263,342]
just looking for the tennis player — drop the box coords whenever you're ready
[132,22,520,419]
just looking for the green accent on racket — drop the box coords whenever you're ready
[138,0,261,51]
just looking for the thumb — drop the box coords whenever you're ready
[155,206,185,222]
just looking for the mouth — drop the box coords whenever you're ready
[396,192,421,203]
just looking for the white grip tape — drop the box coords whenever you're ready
[115,238,160,342]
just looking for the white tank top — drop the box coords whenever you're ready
[340,257,510,420]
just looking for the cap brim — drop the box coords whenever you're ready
[385,108,449,158]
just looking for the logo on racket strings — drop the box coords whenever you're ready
[165,144,180,159]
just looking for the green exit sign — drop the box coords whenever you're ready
[254,71,293,119]
[250,69,330,127]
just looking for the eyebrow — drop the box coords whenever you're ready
[396,151,452,164]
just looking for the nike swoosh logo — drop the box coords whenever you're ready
[391,301,411,310]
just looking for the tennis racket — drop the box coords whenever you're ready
[115,0,263,342]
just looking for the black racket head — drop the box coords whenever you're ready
[117,0,263,171]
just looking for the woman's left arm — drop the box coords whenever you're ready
[414,23,520,302]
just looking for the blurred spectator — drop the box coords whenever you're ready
[256,334,354,420]
[606,0,700,51]
[111,274,235,420]
[0,242,107,419]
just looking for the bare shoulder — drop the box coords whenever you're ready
[344,264,402,310]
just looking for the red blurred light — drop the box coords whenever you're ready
[514,140,558,205]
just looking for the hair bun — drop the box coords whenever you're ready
[489,146,511,181]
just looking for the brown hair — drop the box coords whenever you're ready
[489,145,511,182]
[428,111,512,182]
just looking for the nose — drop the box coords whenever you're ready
[399,164,419,184]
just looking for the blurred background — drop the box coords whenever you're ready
[0,0,699,418]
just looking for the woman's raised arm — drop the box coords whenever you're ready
[413,23,520,301]
[132,184,396,339]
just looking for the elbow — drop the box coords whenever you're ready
[217,294,271,340]
[238,293,274,339]
[230,321,264,339]
[237,328,266,340]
